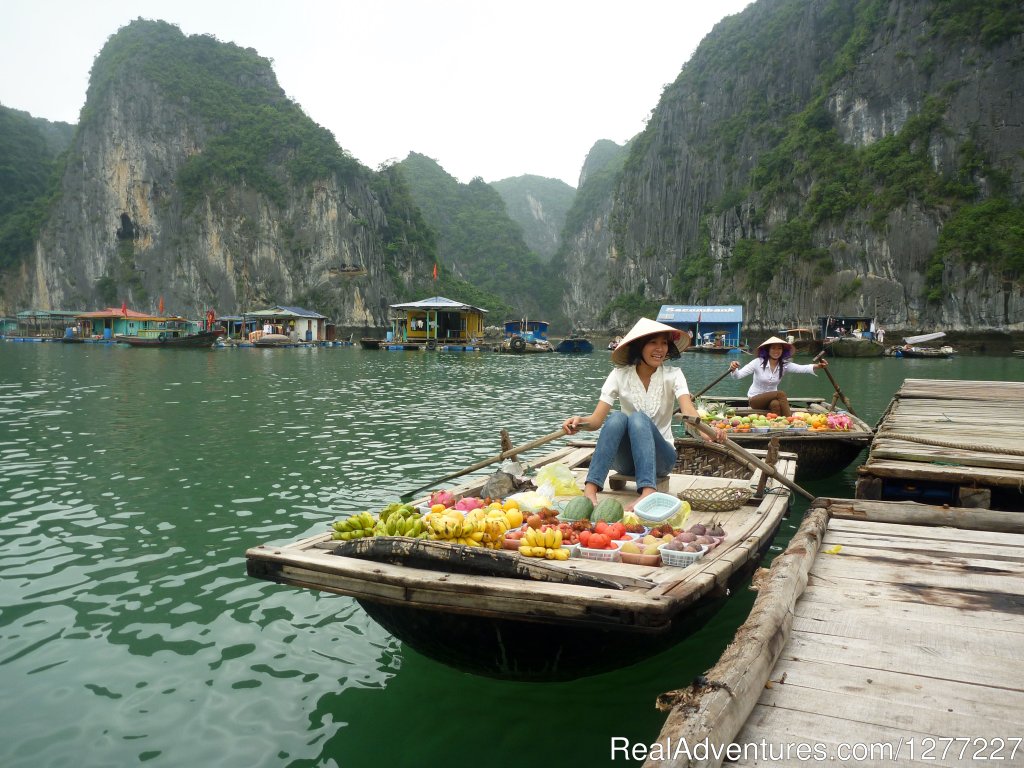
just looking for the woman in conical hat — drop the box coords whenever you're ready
[562,318,724,510]
[728,335,828,416]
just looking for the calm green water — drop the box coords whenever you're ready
[1,343,1019,767]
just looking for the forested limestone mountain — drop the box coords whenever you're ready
[561,0,1024,332]
[0,107,74,274]
[394,152,565,325]
[0,19,440,327]
[489,175,575,262]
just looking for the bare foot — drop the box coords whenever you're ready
[624,487,656,512]
[584,483,601,506]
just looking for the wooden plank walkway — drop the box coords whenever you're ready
[648,497,1024,768]
[856,378,1024,510]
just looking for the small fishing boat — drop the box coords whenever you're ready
[245,438,796,680]
[494,319,554,353]
[823,335,884,357]
[888,331,955,358]
[554,332,594,354]
[116,328,225,348]
[697,397,873,480]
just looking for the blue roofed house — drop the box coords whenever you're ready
[657,305,745,352]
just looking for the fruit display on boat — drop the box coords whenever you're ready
[705,410,853,432]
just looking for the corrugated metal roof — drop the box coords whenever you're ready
[390,296,489,313]
[246,306,326,319]
[657,305,744,324]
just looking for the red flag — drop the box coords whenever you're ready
[158,296,165,315]
[432,263,438,280]
[121,301,127,317]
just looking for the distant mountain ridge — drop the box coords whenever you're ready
[489,174,575,263]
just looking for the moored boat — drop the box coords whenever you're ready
[698,397,873,480]
[245,438,796,680]
[823,336,884,357]
[494,318,554,353]
[892,344,955,358]
[554,333,594,354]
[116,328,225,348]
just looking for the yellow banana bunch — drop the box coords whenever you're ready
[518,526,568,559]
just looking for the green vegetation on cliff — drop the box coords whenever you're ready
[87,19,362,210]
[396,153,566,325]
[0,107,72,270]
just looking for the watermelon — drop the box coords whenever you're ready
[592,498,624,523]
[560,496,593,521]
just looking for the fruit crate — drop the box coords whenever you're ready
[619,549,661,567]
[678,486,752,513]
[658,543,706,568]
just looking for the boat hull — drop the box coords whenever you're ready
[699,397,873,480]
[554,338,594,354]
[116,330,225,348]
[246,440,796,680]
[825,337,884,357]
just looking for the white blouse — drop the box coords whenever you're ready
[599,365,690,442]
[730,358,817,397]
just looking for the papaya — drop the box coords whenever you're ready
[560,496,593,521]
[592,498,624,523]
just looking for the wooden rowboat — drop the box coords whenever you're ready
[699,397,873,480]
[116,329,225,348]
[245,438,796,680]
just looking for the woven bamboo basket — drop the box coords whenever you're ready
[673,439,750,480]
[677,486,753,513]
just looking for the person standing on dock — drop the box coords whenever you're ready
[562,318,725,511]
[729,336,827,416]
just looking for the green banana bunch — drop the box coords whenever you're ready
[331,510,376,540]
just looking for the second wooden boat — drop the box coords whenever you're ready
[246,438,796,680]
[698,397,873,480]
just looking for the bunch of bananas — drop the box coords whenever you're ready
[331,511,376,540]
[519,527,569,560]
[425,510,484,546]
[464,508,512,549]
[373,504,428,538]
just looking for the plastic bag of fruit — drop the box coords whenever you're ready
[534,463,582,496]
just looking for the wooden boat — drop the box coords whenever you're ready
[554,334,594,354]
[245,438,796,680]
[252,332,295,347]
[1014,349,1024,358]
[699,397,873,480]
[494,319,554,353]
[116,329,225,348]
[892,344,955,358]
[778,327,822,356]
[823,336,884,357]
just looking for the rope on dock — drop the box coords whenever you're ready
[879,431,1024,456]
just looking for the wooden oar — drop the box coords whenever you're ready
[400,428,570,502]
[680,416,815,501]
[695,366,735,399]
[812,351,858,415]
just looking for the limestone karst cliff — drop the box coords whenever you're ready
[560,0,1024,333]
[1,19,436,328]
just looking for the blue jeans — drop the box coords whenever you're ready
[585,411,677,493]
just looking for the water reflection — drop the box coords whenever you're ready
[1,343,1019,766]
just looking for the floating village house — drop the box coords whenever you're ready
[243,306,328,342]
[657,305,744,348]
[75,308,195,339]
[388,296,488,349]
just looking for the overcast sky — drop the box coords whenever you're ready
[1,0,751,187]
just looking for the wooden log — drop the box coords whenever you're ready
[822,497,1024,533]
[645,505,829,768]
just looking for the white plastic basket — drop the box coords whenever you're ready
[578,540,622,562]
[633,492,681,524]
[658,543,706,568]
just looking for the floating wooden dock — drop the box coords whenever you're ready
[856,378,1024,510]
[647,497,1024,768]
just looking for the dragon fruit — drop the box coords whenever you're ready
[429,489,457,508]
[454,496,486,512]
[826,413,852,430]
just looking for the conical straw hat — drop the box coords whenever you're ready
[757,336,795,355]
[610,318,688,365]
